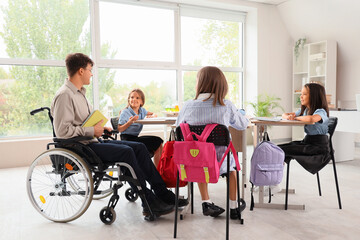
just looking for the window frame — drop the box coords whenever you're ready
[0,0,246,139]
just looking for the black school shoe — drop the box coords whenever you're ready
[202,202,225,218]
[142,199,174,217]
[158,189,189,207]
[230,199,246,220]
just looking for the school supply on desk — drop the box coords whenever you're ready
[82,110,108,127]
[173,123,240,183]
[250,132,284,210]
[251,116,282,122]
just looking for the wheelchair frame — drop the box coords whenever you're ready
[26,107,155,224]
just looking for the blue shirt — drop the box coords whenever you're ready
[295,108,328,135]
[119,107,148,136]
[176,93,249,174]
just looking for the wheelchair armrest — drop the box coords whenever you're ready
[103,129,119,135]
[53,136,93,144]
[101,129,119,141]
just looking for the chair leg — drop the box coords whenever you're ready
[285,161,290,210]
[331,156,342,209]
[226,153,230,240]
[236,170,244,224]
[173,172,180,238]
[316,172,322,196]
[190,182,194,214]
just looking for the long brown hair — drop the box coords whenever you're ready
[300,83,329,117]
[195,66,228,106]
[127,88,145,108]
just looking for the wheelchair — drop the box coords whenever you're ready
[26,107,155,224]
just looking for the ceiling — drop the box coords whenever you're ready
[240,0,289,5]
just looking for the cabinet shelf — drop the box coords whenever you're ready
[310,58,326,62]
[309,75,326,78]
[292,40,337,140]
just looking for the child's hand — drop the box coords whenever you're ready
[148,113,157,118]
[283,113,296,120]
[129,115,139,123]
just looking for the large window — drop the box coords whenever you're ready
[99,2,174,61]
[0,0,245,139]
[0,0,91,138]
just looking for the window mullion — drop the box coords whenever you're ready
[174,8,183,108]
[90,0,100,110]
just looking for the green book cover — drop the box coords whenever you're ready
[82,110,108,127]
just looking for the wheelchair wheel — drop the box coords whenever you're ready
[99,206,116,225]
[125,187,138,202]
[26,148,94,223]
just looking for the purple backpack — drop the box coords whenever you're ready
[250,132,285,186]
[250,132,284,210]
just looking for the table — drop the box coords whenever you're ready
[135,117,176,140]
[250,119,314,210]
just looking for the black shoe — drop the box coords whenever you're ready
[142,199,174,217]
[202,202,225,218]
[157,189,189,207]
[230,199,246,220]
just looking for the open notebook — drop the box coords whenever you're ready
[251,116,282,122]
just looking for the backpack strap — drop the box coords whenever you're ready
[219,141,241,171]
[198,124,218,142]
[250,183,255,211]
[179,123,193,141]
[263,131,270,142]
[180,123,218,142]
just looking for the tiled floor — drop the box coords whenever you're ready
[1,148,360,240]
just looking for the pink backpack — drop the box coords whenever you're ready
[173,123,240,183]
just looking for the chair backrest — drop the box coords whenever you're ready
[175,124,230,146]
[111,117,119,131]
[328,117,338,152]
[328,117,338,138]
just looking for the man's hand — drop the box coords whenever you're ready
[94,120,104,138]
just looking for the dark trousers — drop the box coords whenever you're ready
[88,140,167,203]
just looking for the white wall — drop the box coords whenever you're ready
[0,0,293,168]
[277,0,360,109]
[0,138,52,169]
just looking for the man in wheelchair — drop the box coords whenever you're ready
[50,53,187,219]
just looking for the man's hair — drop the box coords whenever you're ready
[300,83,329,117]
[65,53,94,77]
[127,88,145,107]
[195,66,228,106]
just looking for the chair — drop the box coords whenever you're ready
[284,117,342,210]
[110,117,120,140]
[173,124,244,240]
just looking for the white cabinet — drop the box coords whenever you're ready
[292,40,337,140]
